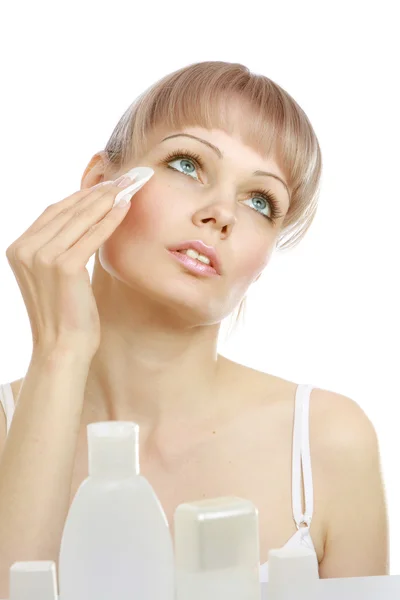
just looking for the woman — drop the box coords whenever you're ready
[0,61,389,592]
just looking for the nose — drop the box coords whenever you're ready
[192,200,237,239]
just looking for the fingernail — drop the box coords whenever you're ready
[113,167,154,207]
[114,167,141,188]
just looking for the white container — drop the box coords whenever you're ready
[174,496,261,600]
[267,546,319,599]
[9,561,58,600]
[58,421,175,600]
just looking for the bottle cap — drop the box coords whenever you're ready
[87,421,140,477]
[10,561,57,600]
[268,545,319,585]
[174,496,260,571]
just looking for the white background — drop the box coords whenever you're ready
[0,0,399,575]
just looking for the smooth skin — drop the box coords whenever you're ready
[0,125,389,594]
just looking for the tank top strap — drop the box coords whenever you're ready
[0,383,15,434]
[291,383,314,529]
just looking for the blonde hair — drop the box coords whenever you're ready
[103,60,322,252]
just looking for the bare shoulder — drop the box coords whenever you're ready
[308,387,388,576]
[222,357,383,497]
[220,355,379,440]
[227,357,379,448]
[307,386,380,458]
[279,380,387,575]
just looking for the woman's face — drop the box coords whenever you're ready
[97,127,291,324]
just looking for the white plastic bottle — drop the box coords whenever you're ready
[58,421,175,600]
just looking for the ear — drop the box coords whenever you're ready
[80,152,110,190]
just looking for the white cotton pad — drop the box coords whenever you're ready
[113,167,154,207]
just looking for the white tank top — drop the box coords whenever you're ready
[0,381,318,583]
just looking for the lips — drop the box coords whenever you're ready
[168,240,222,275]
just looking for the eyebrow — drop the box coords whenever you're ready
[161,133,290,199]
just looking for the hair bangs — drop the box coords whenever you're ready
[104,61,322,251]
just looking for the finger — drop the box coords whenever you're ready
[7,180,133,259]
[19,182,115,239]
[54,198,132,267]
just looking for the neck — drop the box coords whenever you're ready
[83,266,229,438]
[85,323,223,423]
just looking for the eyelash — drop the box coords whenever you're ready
[162,149,284,223]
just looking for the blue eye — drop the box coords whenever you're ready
[243,195,271,218]
[242,190,284,223]
[167,157,200,180]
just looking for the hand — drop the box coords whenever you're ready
[5,170,149,358]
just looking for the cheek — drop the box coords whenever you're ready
[238,252,271,285]
[99,182,174,277]
[118,181,175,241]
[233,231,275,283]
[253,243,274,271]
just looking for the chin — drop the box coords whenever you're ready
[146,278,229,327]
[98,245,228,326]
